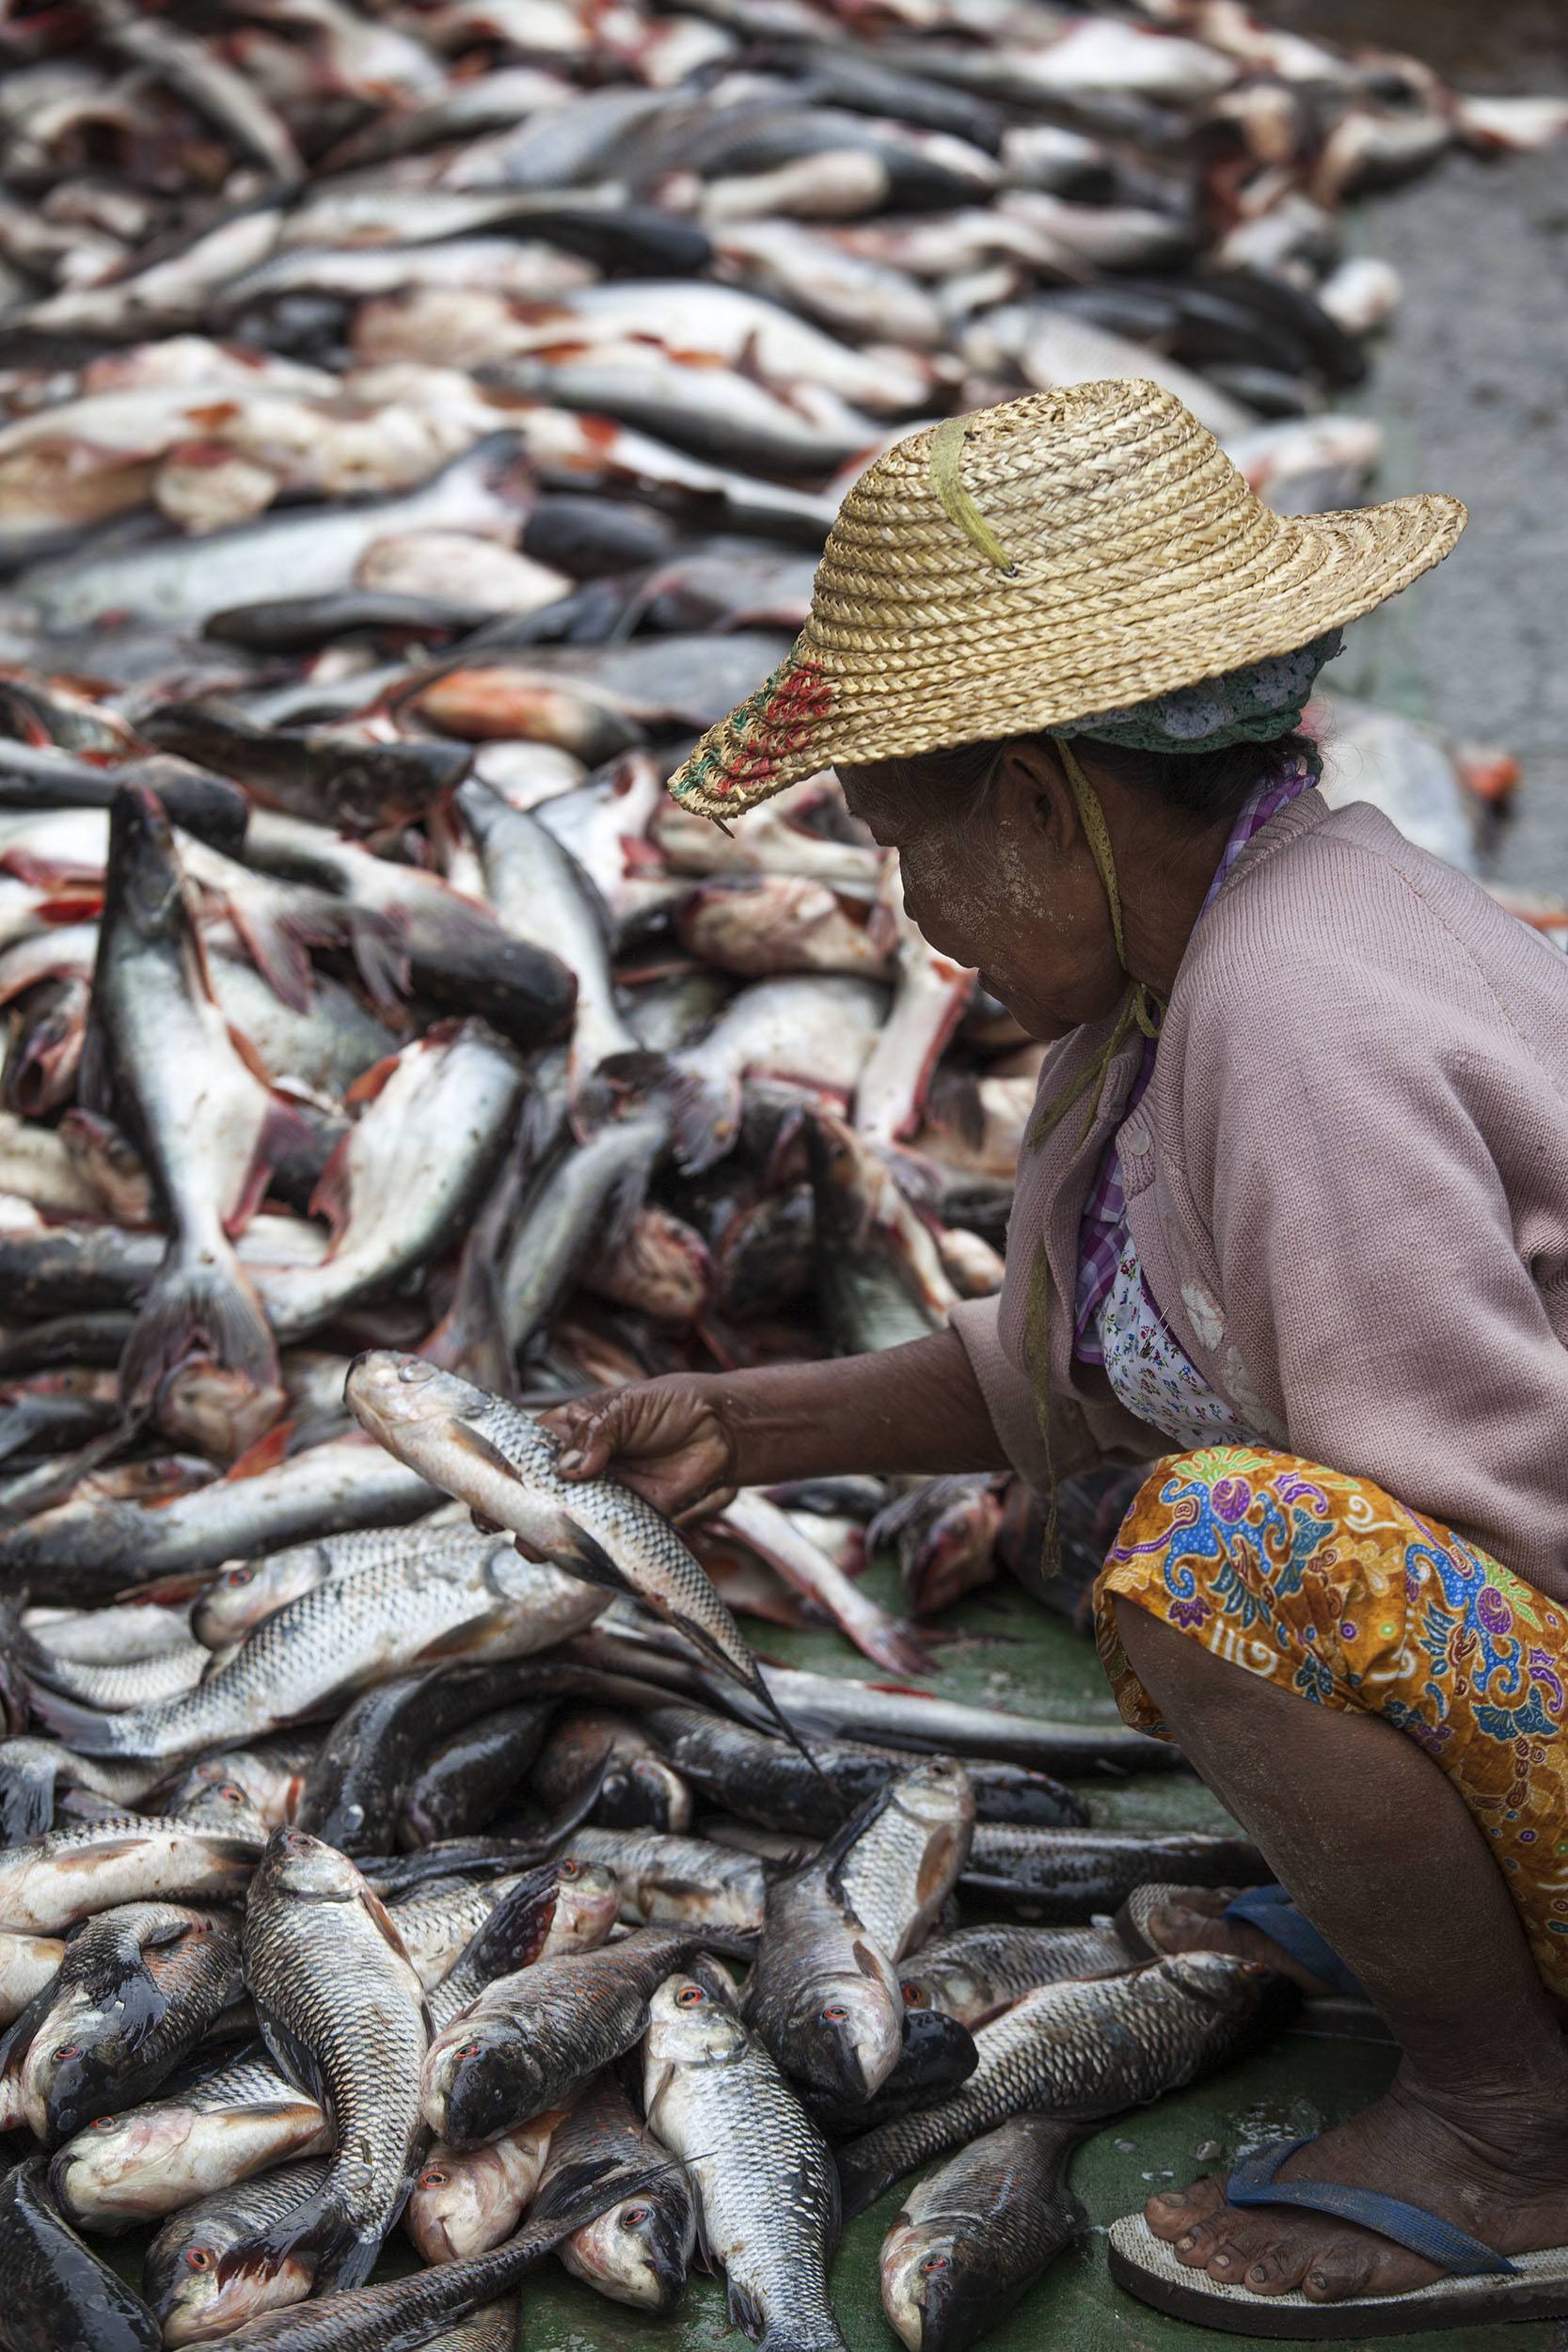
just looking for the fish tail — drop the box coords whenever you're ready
[119,1247,282,1443]
[213,2185,369,2296]
[597,1051,734,1174]
[21,1678,129,1756]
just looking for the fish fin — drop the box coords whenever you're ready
[0,1744,57,1843]
[342,1050,401,1108]
[597,1051,732,1175]
[343,911,412,1009]
[442,1427,630,1590]
[214,2187,365,2294]
[727,2279,768,2338]
[462,1868,559,1978]
[225,1418,296,1480]
[306,1134,354,1246]
[223,900,316,1014]
[227,1095,322,1237]
[256,2008,329,2108]
[21,1682,127,1755]
[119,1250,281,1433]
[812,1784,895,1911]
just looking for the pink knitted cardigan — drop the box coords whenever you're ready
[950,789,1568,1601]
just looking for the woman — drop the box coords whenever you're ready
[546,380,1568,2335]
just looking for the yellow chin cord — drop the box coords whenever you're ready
[1022,742,1165,1579]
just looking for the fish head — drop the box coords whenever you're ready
[643,1971,748,2072]
[561,2179,695,2312]
[158,1359,288,1468]
[147,2216,314,2345]
[423,2017,549,2150]
[50,2101,199,2221]
[543,1859,622,1953]
[595,1757,691,1834]
[405,2142,523,2264]
[24,1988,135,2142]
[254,1825,361,1901]
[880,2217,977,2352]
[893,2005,977,2101]
[192,1552,315,1647]
[908,1514,991,1614]
[780,1966,903,2104]
[899,1962,986,2030]
[179,1778,269,1843]
[895,1757,974,1832]
[1163,1949,1299,2033]
[344,1349,488,1444]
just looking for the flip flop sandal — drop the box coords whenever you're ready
[1114,1881,1369,1999]
[1107,2135,1568,2338]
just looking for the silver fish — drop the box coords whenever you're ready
[345,1353,802,1750]
[838,1954,1297,2217]
[146,2157,332,2347]
[50,2044,331,2233]
[900,1921,1137,2028]
[404,2117,558,2265]
[879,2116,1087,2352]
[537,2072,694,2312]
[34,1533,604,1761]
[644,1968,847,2352]
[92,787,292,1460]
[560,1826,765,1932]
[0,1800,260,1936]
[238,1830,432,2295]
[191,1514,467,1650]
[832,1759,974,1963]
[743,1791,904,2108]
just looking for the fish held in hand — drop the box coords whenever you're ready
[344,1351,814,1762]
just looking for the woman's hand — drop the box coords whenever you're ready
[539,1376,738,1521]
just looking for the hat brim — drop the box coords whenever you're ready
[666,489,1465,821]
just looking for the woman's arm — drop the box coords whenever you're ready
[541,1327,1009,1519]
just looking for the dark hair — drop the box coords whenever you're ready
[889,728,1314,829]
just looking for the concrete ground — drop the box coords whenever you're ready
[1275,0,1568,893]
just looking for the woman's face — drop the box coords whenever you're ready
[837,743,1125,1041]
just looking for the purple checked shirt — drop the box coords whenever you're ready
[1071,754,1318,1366]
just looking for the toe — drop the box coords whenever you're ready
[1239,2231,1320,2296]
[1146,2174,1228,2240]
[1170,2215,1237,2270]
[1301,2243,1381,2304]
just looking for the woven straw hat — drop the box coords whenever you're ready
[666,379,1465,821]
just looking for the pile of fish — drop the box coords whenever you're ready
[0,1338,1294,2349]
[0,0,1558,2344]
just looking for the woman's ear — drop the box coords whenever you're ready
[991,739,1076,856]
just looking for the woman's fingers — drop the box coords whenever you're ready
[538,1396,620,1480]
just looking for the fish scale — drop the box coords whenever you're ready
[0,1804,260,1936]
[900,1920,1138,2026]
[838,1953,1298,2217]
[240,1831,432,2296]
[880,2116,1087,2352]
[145,2155,333,2344]
[644,1970,847,2352]
[193,1514,467,1650]
[832,1759,974,1963]
[32,1535,603,1761]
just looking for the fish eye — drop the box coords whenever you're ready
[456,2042,483,2059]
[900,1982,926,2008]
[420,2169,448,2188]
[620,2205,651,2228]
[559,1859,580,1877]
[674,1985,705,2008]
[397,1359,437,1385]
[820,2002,848,2023]
[228,1566,254,1586]
[53,2043,80,2062]
[185,2249,213,2271]
[920,2252,950,2274]
[89,2116,118,2133]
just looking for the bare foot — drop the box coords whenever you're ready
[1144,2070,1568,2303]
[1118,1883,1339,1997]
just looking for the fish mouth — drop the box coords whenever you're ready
[911,2257,993,2352]
[437,2043,545,2151]
[159,2256,315,2345]
[633,2208,691,2312]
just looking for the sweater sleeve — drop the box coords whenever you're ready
[948,1294,1142,1492]
[1204,989,1568,1590]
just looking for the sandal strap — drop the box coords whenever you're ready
[1227,2137,1519,2279]
[1225,1884,1367,2000]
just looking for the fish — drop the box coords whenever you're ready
[803,2004,979,2143]
[192,1517,467,1651]
[756,1665,1180,1775]
[136,704,470,836]
[961,1824,1265,1919]
[879,2116,1087,2351]
[251,1023,527,1343]
[496,1112,672,1361]
[145,2157,333,2346]
[456,778,639,1128]
[536,2073,694,2312]
[832,1759,974,1963]
[343,1353,816,1761]
[899,1921,1139,2028]
[0,1801,260,1936]
[647,974,888,1173]
[236,1829,432,2295]
[0,1931,66,2029]
[531,1706,692,1833]
[743,1790,904,2106]
[644,1967,847,2352]
[806,1107,958,1355]
[49,2042,333,2234]
[558,1825,766,1931]
[398,1701,557,1849]
[0,2157,161,2352]
[0,1436,442,1603]
[16,1899,244,2144]
[871,1476,1009,1617]
[388,1858,620,1994]
[32,1531,605,1761]
[420,1924,753,2150]
[23,435,535,632]
[716,1490,930,1676]
[91,786,298,1459]
[838,1954,1298,2217]
[404,2118,557,2265]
